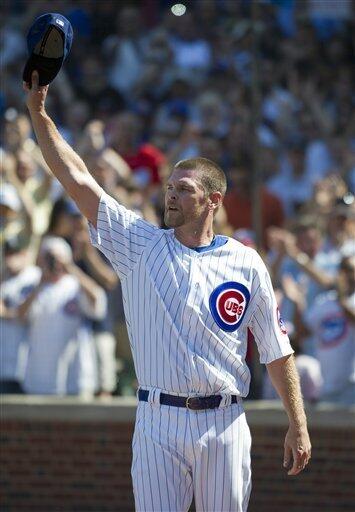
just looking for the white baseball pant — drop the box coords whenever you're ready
[132,392,252,512]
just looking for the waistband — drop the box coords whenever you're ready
[138,389,241,411]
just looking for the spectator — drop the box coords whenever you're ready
[0,238,40,393]
[107,112,167,190]
[224,153,285,248]
[267,141,314,217]
[169,10,212,75]
[69,213,119,396]
[0,182,28,248]
[74,54,124,120]
[103,7,145,98]
[18,237,106,396]
[302,255,355,405]
[263,335,323,403]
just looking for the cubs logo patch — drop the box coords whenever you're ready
[277,307,288,335]
[320,313,348,348]
[209,281,250,332]
[63,298,80,316]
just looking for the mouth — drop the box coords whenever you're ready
[167,206,179,212]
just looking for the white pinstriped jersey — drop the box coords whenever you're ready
[89,192,293,397]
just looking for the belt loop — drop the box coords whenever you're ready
[219,394,232,408]
[148,388,161,406]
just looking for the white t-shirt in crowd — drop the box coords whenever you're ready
[0,266,41,382]
[24,274,106,395]
[304,290,355,398]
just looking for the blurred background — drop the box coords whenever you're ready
[1,0,354,405]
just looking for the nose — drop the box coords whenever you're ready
[166,189,177,201]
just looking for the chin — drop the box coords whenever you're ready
[164,211,184,228]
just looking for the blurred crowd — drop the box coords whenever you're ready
[1,0,354,404]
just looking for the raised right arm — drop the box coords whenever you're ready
[23,71,102,227]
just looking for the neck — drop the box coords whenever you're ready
[174,222,215,248]
[47,273,66,284]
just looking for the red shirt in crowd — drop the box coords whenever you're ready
[223,187,285,247]
[123,144,166,185]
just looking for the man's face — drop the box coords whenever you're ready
[16,151,35,182]
[164,168,209,228]
[5,250,27,275]
[296,228,321,258]
[36,251,65,282]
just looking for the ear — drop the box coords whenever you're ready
[208,192,223,211]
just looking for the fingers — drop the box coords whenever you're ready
[283,444,292,470]
[286,446,311,476]
[23,71,48,92]
[22,71,38,91]
[31,70,39,90]
[287,446,304,476]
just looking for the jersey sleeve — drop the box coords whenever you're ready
[88,192,159,279]
[248,253,294,364]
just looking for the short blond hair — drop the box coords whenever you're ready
[174,157,227,197]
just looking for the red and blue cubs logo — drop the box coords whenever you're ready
[209,281,250,332]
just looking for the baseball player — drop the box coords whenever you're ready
[24,72,311,512]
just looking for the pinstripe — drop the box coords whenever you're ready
[158,407,171,511]
[136,256,145,382]
[184,478,194,511]
[229,405,234,511]
[147,275,153,386]
[220,405,227,510]
[182,414,192,510]
[131,410,140,477]
[166,283,183,391]
[189,254,213,392]
[209,248,235,392]
[172,408,180,512]
[150,406,163,510]
[96,225,144,254]
[238,410,243,510]
[89,193,294,511]
[167,408,177,512]
[158,267,177,391]
[180,409,190,508]
[143,430,154,511]
[138,412,145,510]
[199,249,225,394]
[213,408,219,512]
[192,411,205,512]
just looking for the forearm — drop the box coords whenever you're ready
[17,284,42,319]
[28,109,101,224]
[67,263,103,306]
[30,111,88,189]
[290,251,334,289]
[270,251,285,284]
[83,248,118,290]
[267,355,307,429]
